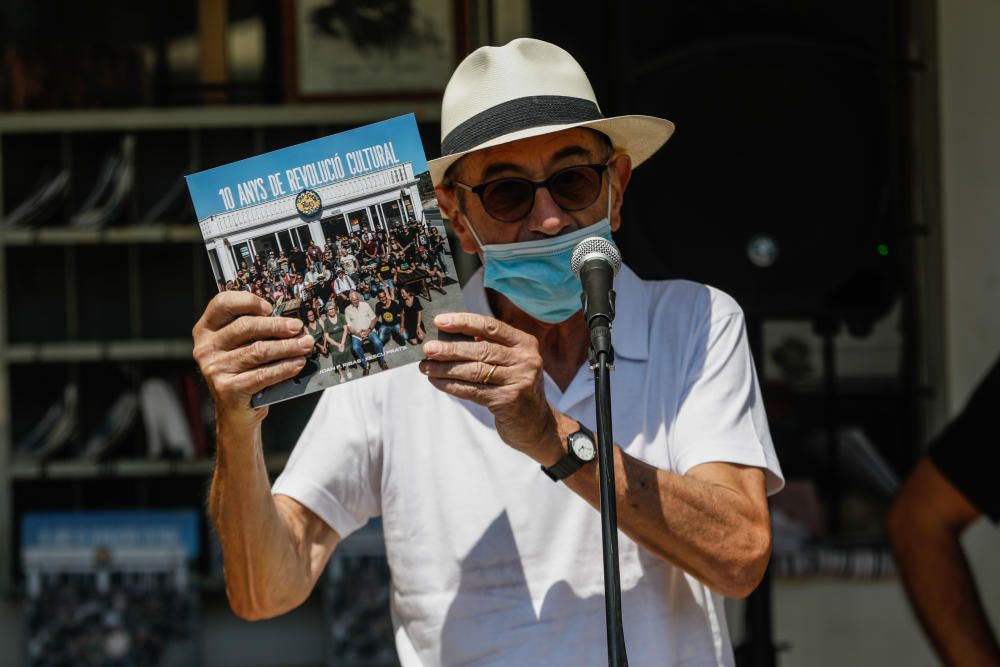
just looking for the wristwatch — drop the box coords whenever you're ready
[541,422,597,481]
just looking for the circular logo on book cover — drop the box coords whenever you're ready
[295,189,322,218]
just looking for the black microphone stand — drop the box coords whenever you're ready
[588,302,629,667]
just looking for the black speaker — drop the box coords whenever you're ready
[533,1,901,328]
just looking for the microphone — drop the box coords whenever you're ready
[571,237,622,356]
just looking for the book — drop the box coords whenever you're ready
[185,114,463,407]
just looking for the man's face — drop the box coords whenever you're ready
[349,292,360,307]
[378,291,389,304]
[436,128,632,250]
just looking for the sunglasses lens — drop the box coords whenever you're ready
[550,166,603,211]
[482,178,535,222]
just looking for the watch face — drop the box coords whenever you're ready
[570,433,597,461]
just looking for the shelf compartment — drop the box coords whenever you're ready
[5,339,193,363]
[0,103,442,133]
[1,225,200,246]
[10,453,288,480]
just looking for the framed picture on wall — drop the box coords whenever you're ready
[282,0,468,102]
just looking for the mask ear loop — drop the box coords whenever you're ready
[604,154,617,225]
[459,210,489,258]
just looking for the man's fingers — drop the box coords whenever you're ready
[230,356,308,397]
[421,338,514,366]
[426,376,497,404]
[431,312,525,347]
[420,360,506,386]
[197,291,273,333]
[216,334,314,374]
[214,315,304,351]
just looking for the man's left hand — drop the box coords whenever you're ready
[419,313,559,461]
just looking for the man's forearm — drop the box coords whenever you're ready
[542,411,770,599]
[891,522,1000,666]
[209,417,317,620]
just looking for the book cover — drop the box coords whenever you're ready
[186,114,463,407]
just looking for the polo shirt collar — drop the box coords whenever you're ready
[461,262,649,362]
[607,263,649,361]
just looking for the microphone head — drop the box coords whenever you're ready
[570,237,622,277]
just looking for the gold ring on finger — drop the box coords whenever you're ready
[482,364,498,385]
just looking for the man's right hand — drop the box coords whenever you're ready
[193,291,314,429]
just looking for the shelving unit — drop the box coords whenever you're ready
[9,452,289,481]
[2,224,200,246]
[0,103,442,593]
[5,340,193,363]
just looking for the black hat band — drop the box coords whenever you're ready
[441,95,603,157]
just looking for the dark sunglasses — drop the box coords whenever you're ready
[453,162,609,223]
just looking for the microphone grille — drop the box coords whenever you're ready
[571,237,622,277]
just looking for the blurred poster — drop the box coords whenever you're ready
[323,519,398,666]
[21,511,200,667]
[286,0,464,99]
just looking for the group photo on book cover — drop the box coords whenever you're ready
[186,114,464,406]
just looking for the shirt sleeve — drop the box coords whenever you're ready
[928,356,1000,523]
[669,294,784,496]
[271,383,384,539]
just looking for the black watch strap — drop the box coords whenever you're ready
[541,422,596,482]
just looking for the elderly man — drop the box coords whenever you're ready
[194,38,782,667]
[343,290,388,375]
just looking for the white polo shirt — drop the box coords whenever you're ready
[272,264,783,667]
[343,300,376,334]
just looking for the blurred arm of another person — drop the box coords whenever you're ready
[887,356,1000,667]
[193,291,341,620]
[887,459,1000,667]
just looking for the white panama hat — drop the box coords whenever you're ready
[428,38,675,186]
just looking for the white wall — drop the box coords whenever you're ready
[938,0,1000,411]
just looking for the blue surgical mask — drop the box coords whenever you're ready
[464,198,616,323]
